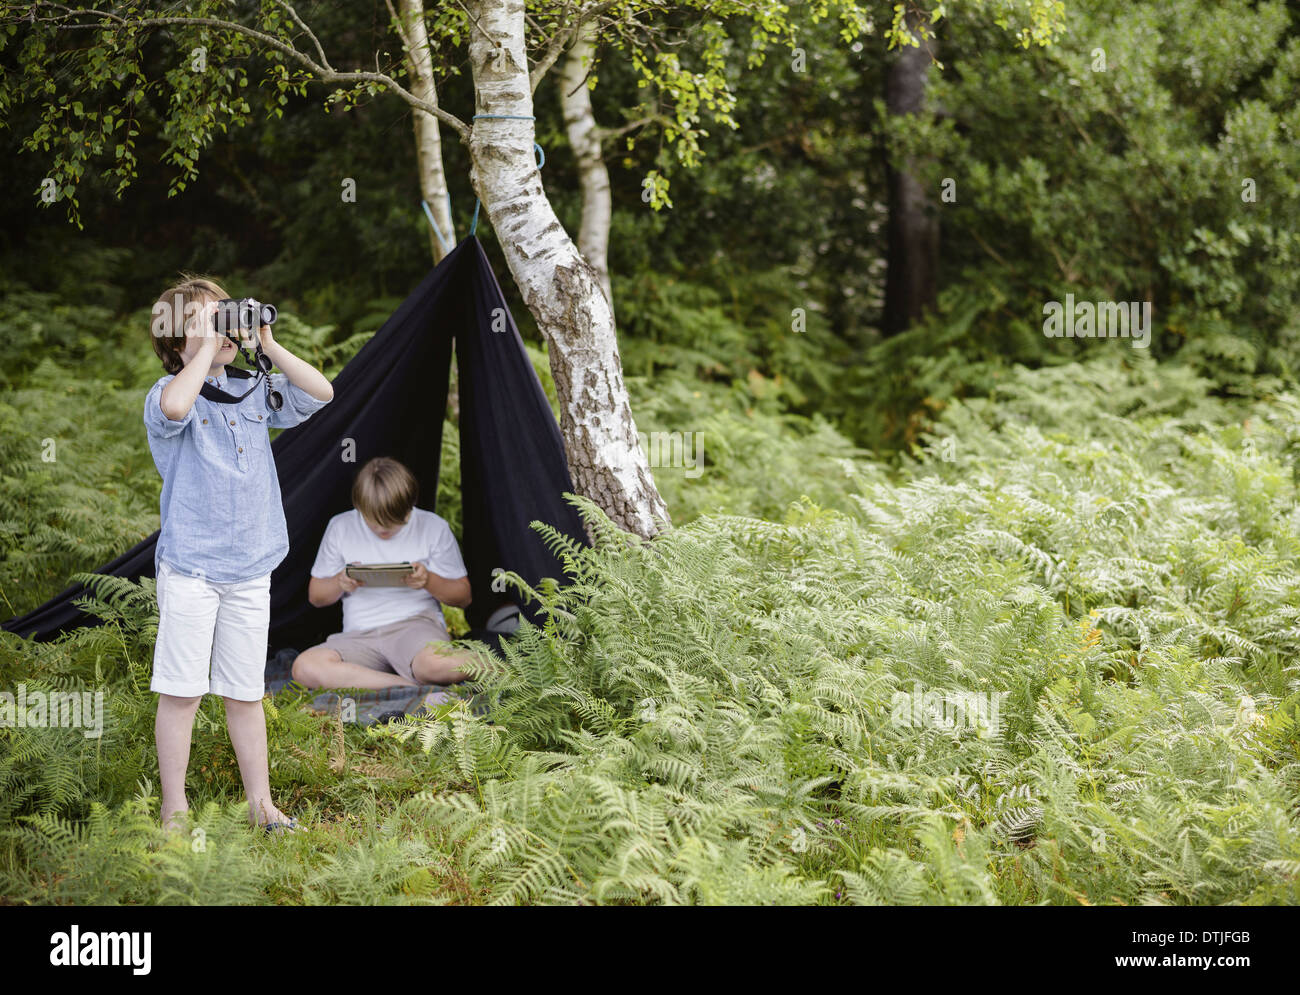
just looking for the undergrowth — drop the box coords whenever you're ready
[2,355,1297,904]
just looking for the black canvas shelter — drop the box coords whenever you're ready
[1,236,588,654]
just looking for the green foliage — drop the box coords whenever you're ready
[381,357,1298,904]
[900,0,1300,373]
[630,371,869,522]
[612,262,864,521]
[3,356,1298,904]
[0,794,457,906]
[0,360,161,618]
[831,286,1268,450]
[617,266,842,402]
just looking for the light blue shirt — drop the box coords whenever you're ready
[143,368,330,584]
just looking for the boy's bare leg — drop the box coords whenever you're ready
[156,693,204,831]
[223,697,292,828]
[291,646,416,690]
[410,644,484,686]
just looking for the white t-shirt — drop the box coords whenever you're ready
[310,508,468,633]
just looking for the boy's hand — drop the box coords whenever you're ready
[195,299,221,341]
[336,564,364,593]
[190,333,222,363]
[404,562,429,589]
[182,301,222,364]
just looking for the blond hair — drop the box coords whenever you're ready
[149,275,229,374]
[352,457,420,529]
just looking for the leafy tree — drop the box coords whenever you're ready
[899,0,1300,370]
[1,0,1066,536]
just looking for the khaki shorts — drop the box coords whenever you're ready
[318,610,449,681]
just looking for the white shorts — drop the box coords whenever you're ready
[151,561,272,701]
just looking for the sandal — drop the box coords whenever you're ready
[261,816,299,836]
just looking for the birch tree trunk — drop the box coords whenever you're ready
[398,0,456,264]
[466,0,669,538]
[558,19,614,315]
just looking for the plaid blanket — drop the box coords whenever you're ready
[263,648,490,725]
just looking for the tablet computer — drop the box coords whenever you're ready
[344,562,416,586]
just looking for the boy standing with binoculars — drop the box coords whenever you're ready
[145,276,333,835]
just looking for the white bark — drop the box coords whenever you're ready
[466,0,668,538]
[397,0,456,263]
[558,19,614,315]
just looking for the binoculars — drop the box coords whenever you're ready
[211,298,282,410]
[213,298,277,347]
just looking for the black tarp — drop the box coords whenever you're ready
[1,235,588,651]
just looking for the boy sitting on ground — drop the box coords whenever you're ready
[291,457,476,691]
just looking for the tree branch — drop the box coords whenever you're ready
[383,0,413,55]
[26,3,471,140]
[530,23,577,94]
[529,0,621,94]
[969,227,1010,267]
[275,0,331,73]
[592,113,662,148]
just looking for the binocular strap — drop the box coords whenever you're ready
[199,365,261,404]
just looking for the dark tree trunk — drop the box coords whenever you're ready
[882,17,939,336]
